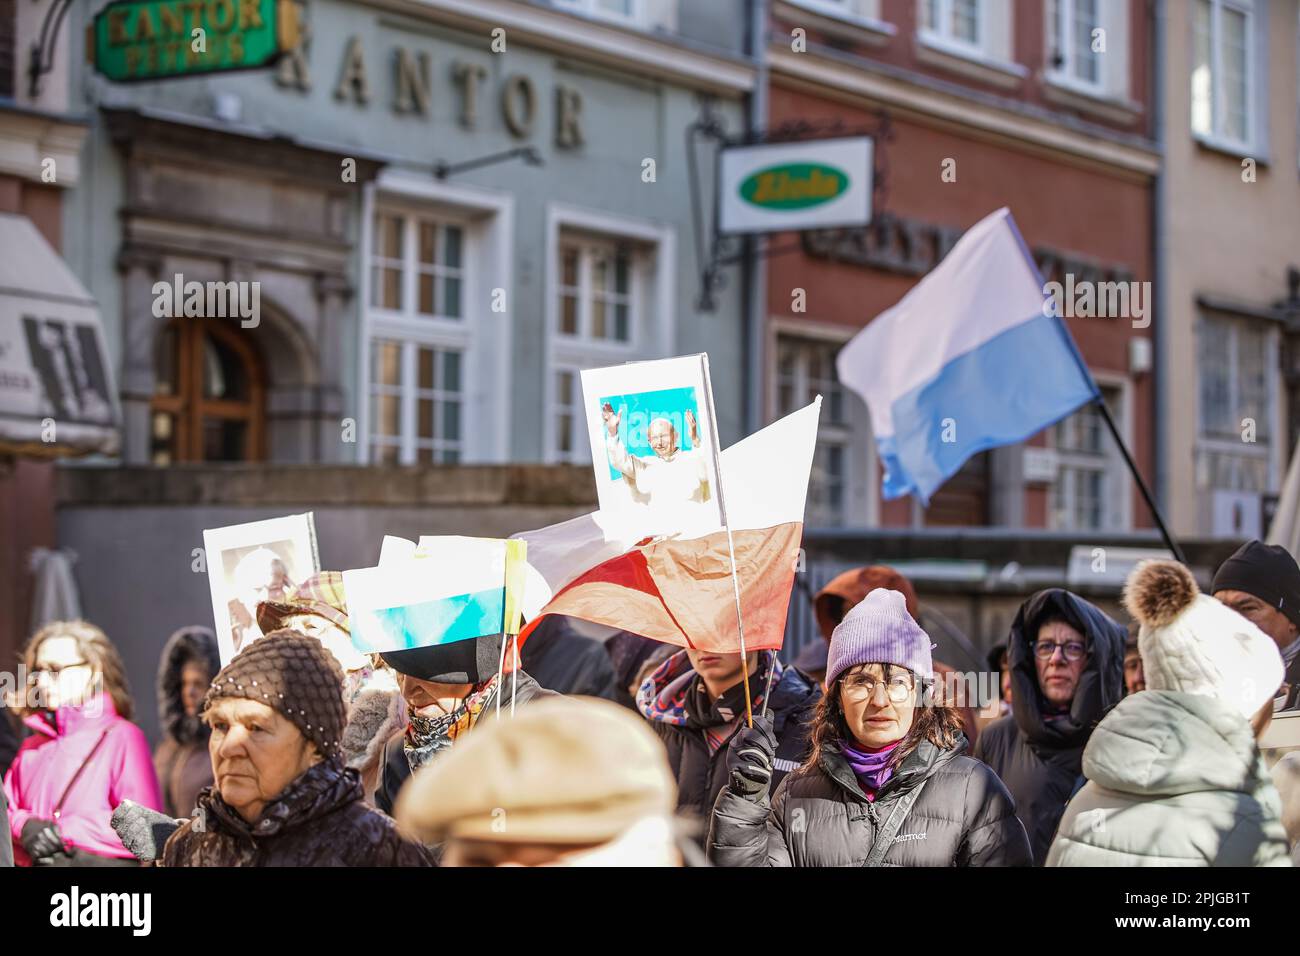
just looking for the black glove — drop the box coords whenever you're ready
[726,714,777,799]
[20,818,65,861]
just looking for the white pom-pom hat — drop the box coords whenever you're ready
[1123,559,1284,721]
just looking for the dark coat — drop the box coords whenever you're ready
[159,759,434,867]
[0,708,18,780]
[0,785,11,867]
[1283,652,1300,711]
[972,589,1126,865]
[709,736,1032,867]
[153,626,220,818]
[375,671,555,816]
[519,616,620,701]
[650,666,821,828]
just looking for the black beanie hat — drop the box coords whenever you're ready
[380,633,505,684]
[1211,540,1300,631]
[204,629,347,759]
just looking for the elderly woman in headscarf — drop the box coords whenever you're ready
[158,630,433,866]
[153,626,221,818]
[255,572,405,805]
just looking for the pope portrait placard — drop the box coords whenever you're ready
[580,354,725,539]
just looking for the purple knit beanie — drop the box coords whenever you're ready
[826,588,933,687]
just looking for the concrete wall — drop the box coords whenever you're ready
[55,463,597,743]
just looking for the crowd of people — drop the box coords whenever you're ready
[3,538,1300,867]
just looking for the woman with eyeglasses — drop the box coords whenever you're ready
[4,620,162,866]
[972,589,1125,866]
[708,589,1031,867]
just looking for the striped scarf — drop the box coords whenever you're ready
[637,649,783,755]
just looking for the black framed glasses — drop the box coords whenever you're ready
[1032,640,1086,663]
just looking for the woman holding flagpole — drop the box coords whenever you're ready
[708,589,1031,867]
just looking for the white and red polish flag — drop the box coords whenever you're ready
[514,398,821,653]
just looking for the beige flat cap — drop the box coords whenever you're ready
[394,696,677,845]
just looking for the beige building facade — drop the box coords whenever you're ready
[1161,0,1300,538]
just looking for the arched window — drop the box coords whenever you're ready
[150,318,265,463]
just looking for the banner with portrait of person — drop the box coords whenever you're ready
[580,354,726,540]
[202,513,320,664]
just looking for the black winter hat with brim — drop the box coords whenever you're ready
[381,633,506,684]
[1211,539,1300,631]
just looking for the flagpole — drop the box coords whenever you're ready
[1046,309,1186,563]
[724,523,755,729]
[1093,397,1186,564]
[697,354,754,728]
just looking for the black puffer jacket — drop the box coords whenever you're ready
[643,662,821,828]
[972,589,1125,865]
[159,759,434,867]
[375,671,555,815]
[710,736,1030,866]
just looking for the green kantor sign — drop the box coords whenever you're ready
[88,0,299,83]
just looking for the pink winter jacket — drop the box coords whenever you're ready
[4,693,163,865]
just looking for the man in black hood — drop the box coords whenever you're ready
[973,589,1125,865]
[374,634,556,816]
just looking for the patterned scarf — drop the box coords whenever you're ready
[403,675,500,773]
[636,649,783,755]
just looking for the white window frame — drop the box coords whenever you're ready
[1194,313,1280,495]
[786,0,886,25]
[556,237,635,345]
[769,318,874,527]
[1191,0,1263,155]
[915,0,1025,83]
[369,212,467,323]
[551,363,588,464]
[367,338,466,464]
[919,0,986,57]
[544,202,675,464]
[1047,376,1131,532]
[359,170,514,465]
[1046,0,1105,94]
[552,0,646,28]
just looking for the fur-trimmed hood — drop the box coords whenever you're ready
[157,626,220,745]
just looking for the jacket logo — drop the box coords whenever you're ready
[894,832,927,843]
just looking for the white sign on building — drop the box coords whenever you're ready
[718,136,873,235]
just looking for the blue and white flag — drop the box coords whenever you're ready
[837,207,1098,504]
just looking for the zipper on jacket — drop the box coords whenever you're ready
[866,800,880,827]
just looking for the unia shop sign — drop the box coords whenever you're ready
[718,137,873,234]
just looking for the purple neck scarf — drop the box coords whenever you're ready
[841,740,900,800]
